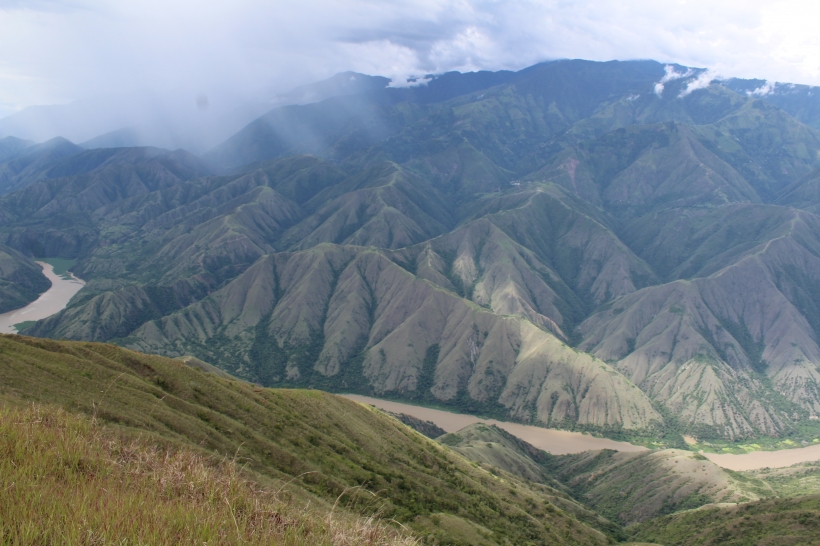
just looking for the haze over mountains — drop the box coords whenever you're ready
[8,58,820,445]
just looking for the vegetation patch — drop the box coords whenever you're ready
[37,257,77,278]
[629,495,820,546]
[11,321,35,332]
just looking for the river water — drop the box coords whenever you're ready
[343,394,820,470]
[701,444,820,471]
[0,262,85,333]
[341,394,648,455]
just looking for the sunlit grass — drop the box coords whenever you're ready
[0,404,417,546]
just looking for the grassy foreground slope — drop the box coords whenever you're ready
[0,334,613,545]
[0,404,414,545]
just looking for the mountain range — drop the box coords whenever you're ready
[6,59,820,447]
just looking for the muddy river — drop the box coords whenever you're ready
[343,395,820,469]
[701,444,820,471]
[0,262,85,333]
[341,394,648,455]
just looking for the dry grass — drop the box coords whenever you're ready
[0,404,417,546]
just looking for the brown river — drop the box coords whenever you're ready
[0,262,85,333]
[342,394,820,470]
[341,394,647,455]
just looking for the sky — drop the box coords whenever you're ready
[1,0,819,124]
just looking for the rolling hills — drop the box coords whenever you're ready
[439,423,773,526]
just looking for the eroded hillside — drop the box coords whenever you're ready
[7,59,820,442]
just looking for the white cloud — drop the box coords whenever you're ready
[654,65,694,97]
[2,0,820,120]
[749,81,777,96]
[679,70,719,97]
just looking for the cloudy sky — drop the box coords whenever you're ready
[1,0,819,118]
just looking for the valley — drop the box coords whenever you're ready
[347,394,820,470]
[0,260,84,333]
[8,57,820,543]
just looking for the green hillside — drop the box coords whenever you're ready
[439,423,772,527]
[744,461,820,498]
[544,449,771,525]
[0,334,615,545]
[628,495,820,545]
[16,332,805,543]
[440,423,568,489]
[0,245,50,313]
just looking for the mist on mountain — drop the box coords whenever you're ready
[0,78,387,153]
